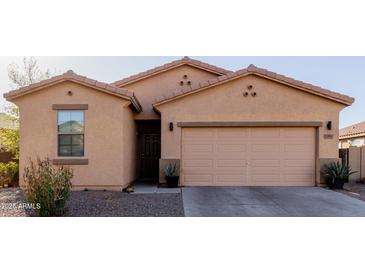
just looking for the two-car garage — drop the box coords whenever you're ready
[154,68,354,188]
[181,126,316,186]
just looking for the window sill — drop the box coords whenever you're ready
[52,158,89,165]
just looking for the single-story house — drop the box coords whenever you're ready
[339,121,365,148]
[3,57,354,190]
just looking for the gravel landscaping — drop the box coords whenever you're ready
[0,188,36,217]
[66,190,184,217]
[0,187,185,217]
[336,181,365,202]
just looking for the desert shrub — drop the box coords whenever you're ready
[0,161,18,187]
[24,158,73,217]
[322,161,356,189]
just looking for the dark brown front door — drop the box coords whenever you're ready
[137,121,161,181]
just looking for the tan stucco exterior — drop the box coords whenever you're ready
[155,74,345,185]
[4,58,354,189]
[156,75,344,158]
[123,105,138,185]
[12,81,136,190]
[121,65,220,119]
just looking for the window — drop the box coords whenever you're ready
[57,111,84,157]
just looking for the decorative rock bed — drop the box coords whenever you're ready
[0,187,184,217]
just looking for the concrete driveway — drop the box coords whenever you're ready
[182,187,365,217]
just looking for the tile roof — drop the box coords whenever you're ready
[152,64,355,107]
[3,70,142,112]
[112,56,232,87]
[340,121,365,139]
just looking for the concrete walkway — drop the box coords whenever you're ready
[132,182,181,194]
[182,186,365,217]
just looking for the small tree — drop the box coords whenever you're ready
[0,57,53,187]
[8,57,52,89]
[3,57,53,159]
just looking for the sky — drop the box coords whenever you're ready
[0,56,363,128]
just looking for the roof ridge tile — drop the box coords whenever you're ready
[112,57,231,87]
[153,64,354,107]
[3,70,142,112]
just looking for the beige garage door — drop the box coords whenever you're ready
[181,127,316,186]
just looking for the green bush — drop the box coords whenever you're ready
[0,161,18,187]
[24,158,73,217]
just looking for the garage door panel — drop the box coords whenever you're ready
[182,128,216,140]
[183,154,215,160]
[283,152,314,159]
[284,159,314,167]
[182,140,216,146]
[181,127,315,186]
[183,165,247,174]
[251,174,281,184]
[251,144,281,152]
[251,128,281,138]
[183,144,214,153]
[284,138,315,144]
[217,144,246,152]
[216,159,246,168]
[215,139,249,145]
[183,168,218,174]
[250,153,281,160]
[283,128,315,138]
[251,159,280,167]
[184,174,213,185]
[216,166,248,174]
[217,128,248,138]
[214,154,248,160]
[216,175,247,185]
[251,167,281,174]
[284,144,313,152]
[183,159,213,168]
[284,168,314,175]
[284,175,315,185]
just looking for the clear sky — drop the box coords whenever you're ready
[0,56,363,128]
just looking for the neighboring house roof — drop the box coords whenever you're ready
[3,70,142,112]
[0,113,18,129]
[112,56,232,87]
[340,121,365,139]
[153,64,355,108]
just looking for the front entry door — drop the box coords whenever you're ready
[139,133,161,181]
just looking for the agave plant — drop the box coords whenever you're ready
[164,163,179,188]
[164,163,178,177]
[322,162,356,189]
